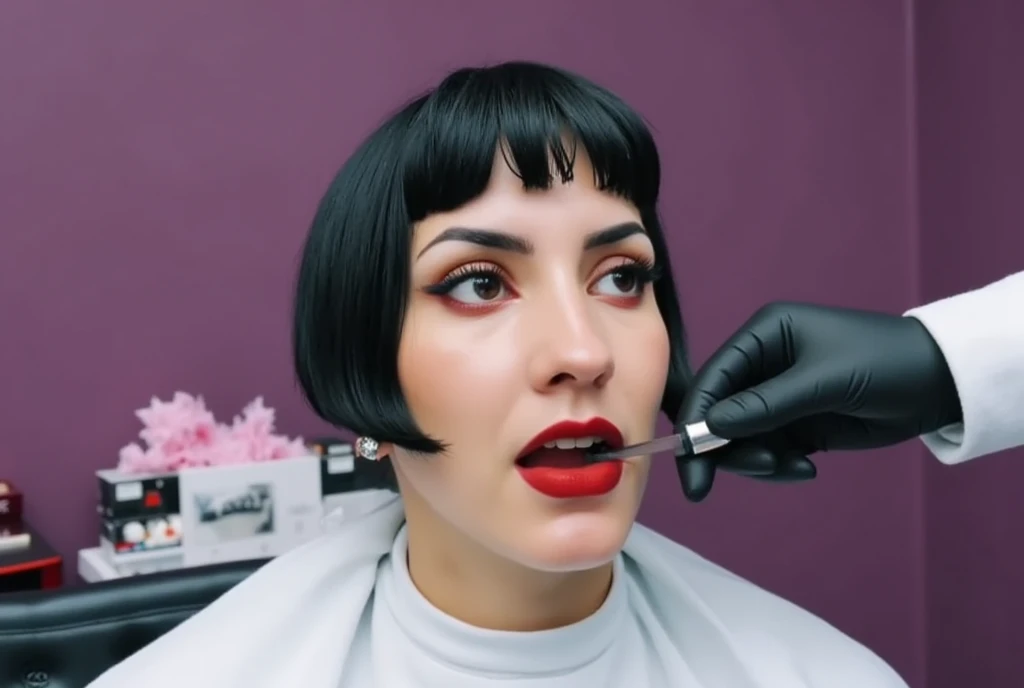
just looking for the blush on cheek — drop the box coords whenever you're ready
[618,319,671,401]
[398,353,452,430]
[398,324,516,440]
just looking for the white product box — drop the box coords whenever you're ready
[80,488,397,583]
[176,455,323,568]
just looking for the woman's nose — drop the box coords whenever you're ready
[527,296,615,394]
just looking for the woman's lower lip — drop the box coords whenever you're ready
[515,461,623,498]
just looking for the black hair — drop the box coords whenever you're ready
[293,61,691,470]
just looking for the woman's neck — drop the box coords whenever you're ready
[402,512,615,632]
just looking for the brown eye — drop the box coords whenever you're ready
[442,271,508,304]
[610,270,637,293]
[593,266,645,297]
[470,275,502,301]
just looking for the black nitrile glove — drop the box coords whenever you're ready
[676,303,964,502]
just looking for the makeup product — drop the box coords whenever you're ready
[585,421,729,462]
[103,514,184,554]
[97,471,181,521]
[0,480,24,527]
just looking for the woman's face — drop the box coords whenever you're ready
[391,149,670,573]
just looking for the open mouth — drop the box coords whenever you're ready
[514,419,626,498]
[515,436,614,468]
[514,418,624,470]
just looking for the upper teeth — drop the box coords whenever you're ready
[543,436,602,449]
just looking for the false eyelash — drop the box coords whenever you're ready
[602,256,663,286]
[423,263,506,296]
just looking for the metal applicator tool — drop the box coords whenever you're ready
[586,421,730,462]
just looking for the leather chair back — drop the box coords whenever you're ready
[0,559,267,688]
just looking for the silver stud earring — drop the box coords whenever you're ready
[356,437,379,461]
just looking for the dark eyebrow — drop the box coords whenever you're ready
[416,221,646,259]
[583,222,646,250]
[416,228,533,259]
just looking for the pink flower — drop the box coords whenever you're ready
[116,393,307,474]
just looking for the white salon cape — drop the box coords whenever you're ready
[88,271,1023,688]
[88,493,906,688]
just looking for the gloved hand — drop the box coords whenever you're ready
[675,302,964,502]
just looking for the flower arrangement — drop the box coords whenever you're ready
[117,392,308,474]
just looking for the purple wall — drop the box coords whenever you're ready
[0,1,1016,685]
[916,1,1024,686]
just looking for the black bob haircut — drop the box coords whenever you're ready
[294,61,692,463]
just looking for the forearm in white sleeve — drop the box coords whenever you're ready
[904,270,1024,464]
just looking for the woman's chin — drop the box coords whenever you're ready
[514,511,632,572]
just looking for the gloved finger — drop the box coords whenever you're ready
[676,343,761,427]
[705,364,850,440]
[713,442,779,476]
[676,308,796,426]
[750,455,817,482]
[676,455,716,502]
[676,441,782,502]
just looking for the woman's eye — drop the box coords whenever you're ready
[447,274,507,304]
[593,267,643,297]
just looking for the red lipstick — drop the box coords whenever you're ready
[515,418,625,499]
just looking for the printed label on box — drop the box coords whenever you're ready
[115,482,144,502]
[177,456,321,567]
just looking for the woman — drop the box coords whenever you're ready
[91,62,908,687]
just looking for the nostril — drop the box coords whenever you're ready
[549,372,575,385]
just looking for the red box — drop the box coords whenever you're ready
[0,524,62,593]
[0,480,23,527]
